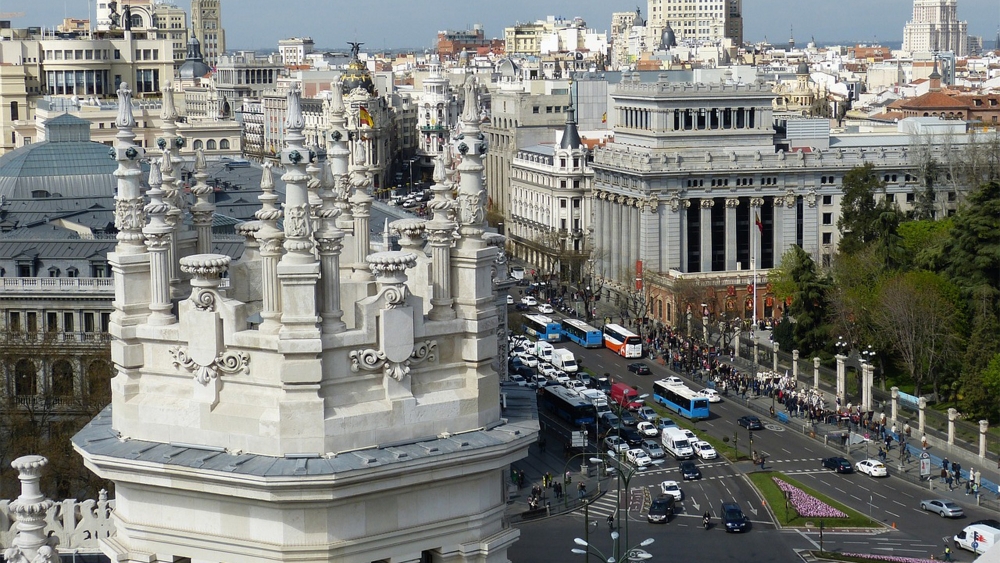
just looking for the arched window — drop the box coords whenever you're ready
[86,359,113,406]
[219,139,230,150]
[14,359,36,396]
[193,140,203,150]
[207,139,217,150]
[52,360,74,396]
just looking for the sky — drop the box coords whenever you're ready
[13,0,1000,51]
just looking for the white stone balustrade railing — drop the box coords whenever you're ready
[0,495,115,554]
[0,278,115,294]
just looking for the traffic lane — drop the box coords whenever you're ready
[629,458,771,524]
[510,511,801,563]
[786,531,963,562]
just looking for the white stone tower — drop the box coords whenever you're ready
[73,70,533,563]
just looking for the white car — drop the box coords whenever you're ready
[636,421,659,437]
[659,480,683,501]
[568,379,587,392]
[507,374,528,387]
[696,389,721,403]
[855,459,888,477]
[507,295,514,305]
[662,376,685,386]
[694,440,718,460]
[637,406,658,421]
[538,364,559,378]
[518,354,539,368]
[682,429,697,443]
[520,296,537,306]
[537,303,554,314]
[626,448,652,468]
[604,435,628,453]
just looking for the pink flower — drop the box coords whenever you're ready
[841,553,938,563]
[772,477,848,518]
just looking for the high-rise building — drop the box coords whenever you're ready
[191,0,226,67]
[646,0,742,46]
[902,0,968,56]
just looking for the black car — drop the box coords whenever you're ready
[647,496,675,523]
[628,362,652,375]
[619,410,638,427]
[822,457,853,473]
[737,415,764,430]
[622,428,645,447]
[721,502,750,532]
[680,461,702,480]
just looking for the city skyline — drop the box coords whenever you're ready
[17,0,1000,51]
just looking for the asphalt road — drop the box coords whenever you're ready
[516,331,994,562]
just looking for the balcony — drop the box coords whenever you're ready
[0,331,112,345]
[1,277,114,295]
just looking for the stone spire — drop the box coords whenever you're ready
[454,74,487,243]
[113,81,146,254]
[189,149,215,256]
[425,153,457,320]
[326,82,353,230]
[253,162,284,334]
[143,160,176,325]
[277,82,321,338]
[348,132,374,281]
[158,81,187,297]
[559,97,583,150]
[3,456,58,563]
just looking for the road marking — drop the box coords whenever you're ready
[782,448,793,454]
[871,491,887,499]
[893,500,907,507]
[851,495,862,501]
[886,510,900,517]
[835,487,847,494]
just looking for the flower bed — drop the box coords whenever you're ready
[839,553,938,563]
[772,477,847,518]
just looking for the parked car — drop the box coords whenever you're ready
[506,295,514,305]
[621,428,645,447]
[696,388,721,403]
[855,459,888,477]
[618,410,639,427]
[680,460,702,480]
[627,362,652,375]
[626,448,653,468]
[659,480,683,501]
[920,499,964,518]
[821,457,853,473]
[642,439,665,459]
[694,440,718,460]
[518,354,539,368]
[637,421,659,437]
[637,406,658,421]
[721,502,750,533]
[656,417,679,431]
[737,415,763,430]
[681,429,697,443]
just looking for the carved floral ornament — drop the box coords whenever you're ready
[350,340,437,382]
[170,346,250,385]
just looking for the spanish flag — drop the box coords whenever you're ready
[755,212,763,233]
[601,112,607,123]
[359,106,374,128]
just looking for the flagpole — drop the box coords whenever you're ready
[752,213,757,327]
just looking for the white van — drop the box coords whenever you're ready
[550,348,578,372]
[533,341,554,362]
[661,427,694,460]
[954,524,1000,554]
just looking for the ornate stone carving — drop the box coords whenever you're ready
[646,195,659,213]
[114,196,145,231]
[284,204,309,238]
[179,254,230,279]
[805,190,818,208]
[725,198,740,208]
[349,340,438,382]
[169,346,250,385]
[115,82,136,128]
[456,187,485,225]
[749,197,765,208]
[700,198,714,209]
[784,190,797,208]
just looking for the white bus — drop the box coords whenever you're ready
[602,323,642,358]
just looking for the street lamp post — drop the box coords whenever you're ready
[573,535,654,563]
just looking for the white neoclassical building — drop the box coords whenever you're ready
[68,76,531,563]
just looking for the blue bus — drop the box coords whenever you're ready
[541,385,597,427]
[652,380,710,420]
[561,318,603,348]
[522,314,562,342]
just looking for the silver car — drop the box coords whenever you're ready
[920,499,964,518]
[642,439,665,459]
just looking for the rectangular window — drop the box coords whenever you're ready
[84,312,95,333]
[10,101,18,121]
[822,232,832,245]
[26,312,37,333]
[886,193,895,202]
[46,312,58,332]
[560,199,567,208]
[9,312,21,332]
[822,213,832,225]
[64,312,74,332]
[906,193,915,203]
[573,198,581,208]
[532,106,539,114]
[101,313,111,332]
[822,195,832,205]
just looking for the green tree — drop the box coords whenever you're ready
[940,182,1000,297]
[827,246,890,352]
[897,218,952,271]
[838,164,890,255]
[771,246,831,355]
[958,290,1000,420]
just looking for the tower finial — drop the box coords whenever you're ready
[116,82,136,128]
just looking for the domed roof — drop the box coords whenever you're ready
[796,61,810,75]
[179,34,211,80]
[340,58,376,96]
[661,23,677,49]
[497,57,520,78]
[0,114,119,200]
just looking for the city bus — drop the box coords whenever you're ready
[540,385,597,427]
[561,318,603,348]
[602,323,642,358]
[522,314,562,342]
[652,380,710,420]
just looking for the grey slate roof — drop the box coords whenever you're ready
[73,396,537,477]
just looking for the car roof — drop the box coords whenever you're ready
[662,480,679,487]
[722,502,741,510]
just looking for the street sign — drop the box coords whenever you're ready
[571,430,587,448]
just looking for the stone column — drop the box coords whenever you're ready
[772,197,784,259]
[640,197,660,272]
[611,196,623,282]
[158,82,186,298]
[918,397,927,434]
[724,197,739,270]
[425,154,457,320]
[254,163,284,334]
[782,192,797,256]
[980,420,989,459]
[6,455,56,563]
[142,160,175,325]
[813,357,821,390]
[276,83,321,339]
[772,341,780,372]
[679,198,690,272]
[862,363,873,411]
[315,160,346,334]
[349,154,375,281]
[750,197,765,273]
[189,149,215,256]
[325,84,353,230]
[792,349,799,380]
[630,200,641,270]
[948,408,958,445]
[700,198,713,273]
[891,387,899,424]
[835,354,846,406]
